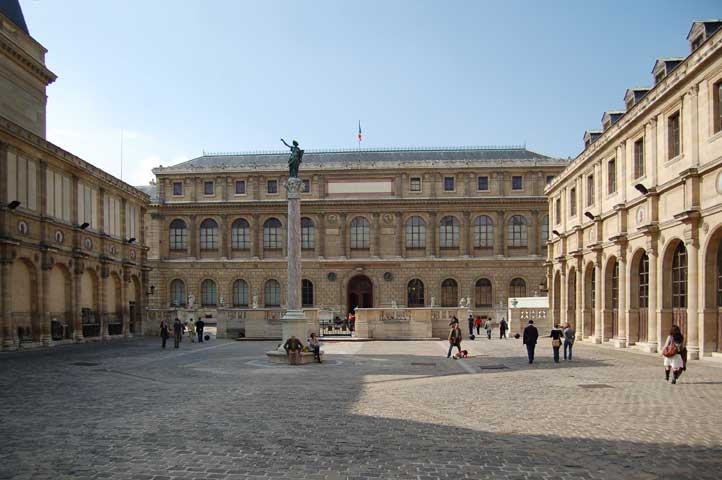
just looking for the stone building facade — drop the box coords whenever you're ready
[546,21,722,360]
[0,3,152,351]
[146,148,567,329]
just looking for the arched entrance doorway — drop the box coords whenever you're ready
[347,275,373,313]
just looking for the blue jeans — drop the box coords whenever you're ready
[525,343,535,363]
[553,347,560,362]
[447,342,461,358]
[564,340,573,360]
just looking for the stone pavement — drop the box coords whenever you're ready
[1,335,721,480]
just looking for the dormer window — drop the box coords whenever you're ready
[624,88,650,110]
[583,131,602,149]
[652,58,683,85]
[687,21,722,52]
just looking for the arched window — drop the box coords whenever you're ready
[302,279,314,307]
[406,216,426,249]
[540,214,549,245]
[350,217,370,249]
[232,279,249,307]
[509,278,526,297]
[441,278,458,307]
[231,218,250,250]
[439,216,459,248]
[301,218,315,250]
[639,253,649,309]
[201,279,217,306]
[407,279,425,307]
[170,279,186,307]
[169,219,187,251]
[200,219,219,250]
[475,278,492,307]
[672,243,687,310]
[507,215,528,247]
[473,215,494,248]
[263,218,282,249]
[264,279,281,307]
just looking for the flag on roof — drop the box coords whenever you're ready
[358,121,362,142]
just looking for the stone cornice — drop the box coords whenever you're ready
[0,31,56,86]
[0,116,149,203]
[547,27,722,195]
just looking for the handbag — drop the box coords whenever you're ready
[552,339,561,348]
[662,343,679,358]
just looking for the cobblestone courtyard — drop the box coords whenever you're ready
[1,336,722,480]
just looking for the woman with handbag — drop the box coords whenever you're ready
[549,325,564,363]
[662,325,685,384]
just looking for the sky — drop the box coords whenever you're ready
[20,0,722,186]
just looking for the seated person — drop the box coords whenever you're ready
[283,335,304,365]
[308,333,322,363]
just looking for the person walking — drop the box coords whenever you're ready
[499,317,508,339]
[195,318,205,343]
[173,318,183,348]
[159,319,170,349]
[563,322,575,361]
[467,314,475,337]
[284,335,304,365]
[474,315,482,335]
[308,333,322,363]
[484,318,493,340]
[447,320,462,358]
[662,325,685,384]
[550,324,563,363]
[186,319,196,343]
[523,320,539,364]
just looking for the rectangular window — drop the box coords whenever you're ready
[6,152,37,212]
[267,180,278,194]
[586,174,595,207]
[511,175,523,190]
[410,177,421,192]
[235,180,246,195]
[714,80,722,134]
[607,158,616,195]
[555,198,561,225]
[443,176,455,192]
[668,111,681,159]
[173,182,183,196]
[302,179,310,193]
[203,181,214,195]
[546,175,555,185]
[633,138,645,179]
[45,169,71,222]
[477,176,489,191]
[570,187,577,217]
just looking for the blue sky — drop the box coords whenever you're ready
[22,0,721,186]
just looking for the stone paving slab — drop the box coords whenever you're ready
[1,336,721,479]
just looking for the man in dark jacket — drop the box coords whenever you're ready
[284,335,304,365]
[195,318,205,343]
[447,319,462,358]
[523,320,539,364]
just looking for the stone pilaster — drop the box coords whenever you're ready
[72,260,84,343]
[594,257,603,344]
[316,212,325,258]
[686,238,700,359]
[371,212,379,258]
[0,254,16,350]
[615,255,628,348]
[40,259,52,346]
[461,211,470,257]
[397,212,405,258]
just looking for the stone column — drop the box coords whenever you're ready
[397,212,405,257]
[268,178,313,362]
[40,262,52,346]
[72,263,84,343]
[221,214,230,259]
[494,211,504,256]
[594,258,603,343]
[615,255,628,348]
[100,267,110,340]
[643,249,658,353]
[339,213,348,258]
[316,212,325,258]
[189,215,198,258]
[252,213,260,259]
[559,267,567,327]
[687,239,700,359]
[529,210,539,256]
[575,257,583,339]
[0,256,16,350]
[427,212,436,257]
[461,211,470,256]
[371,212,380,257]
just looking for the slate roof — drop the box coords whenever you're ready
[135,184,158,202]
[156,146,558,173]
[0,0,29,35]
